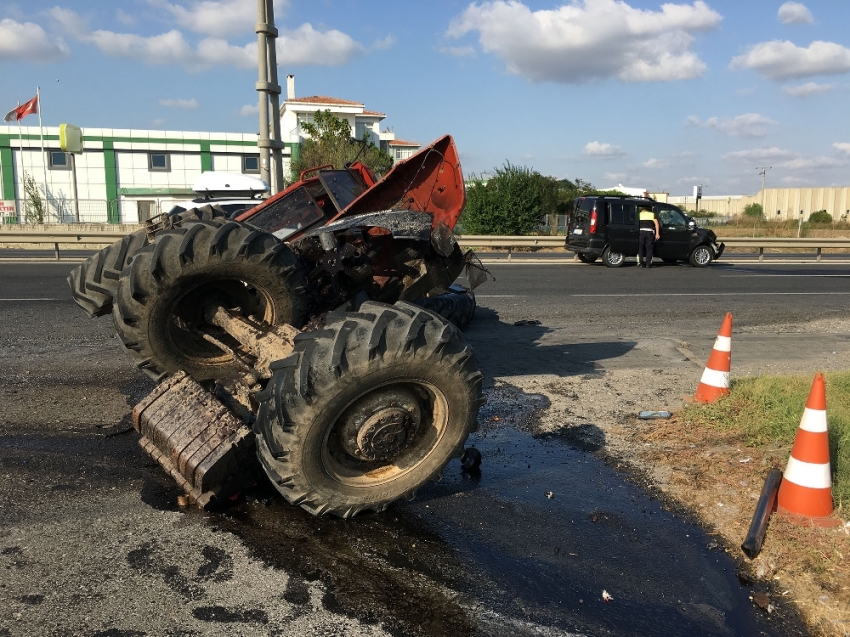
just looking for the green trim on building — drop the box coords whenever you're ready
[103,141,119,224]
[0,139,14,201]
[200,141,212,172]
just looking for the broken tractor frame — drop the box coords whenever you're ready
[69,135,487,518]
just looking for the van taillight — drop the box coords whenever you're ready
[589,210,597,234]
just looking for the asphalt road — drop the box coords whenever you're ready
[1,260,848,636]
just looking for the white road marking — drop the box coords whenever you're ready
[572,292,850,297]
[0,298,61,301]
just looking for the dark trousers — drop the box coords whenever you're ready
[638,231,655,265]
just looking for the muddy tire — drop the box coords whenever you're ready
[254,301,484,518]
[602,247,625,268]
[113,220,307,382]
[577,253,598,264]
[414,286,476,330]
[67,205,229,318]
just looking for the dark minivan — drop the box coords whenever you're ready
[565,196,725,267]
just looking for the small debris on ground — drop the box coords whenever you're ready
[751,592,774,613]
[638,411,671,419]
[602,590,613,603]
[460,447,482,472]
[544,491,554,499]
[513,319,542,326]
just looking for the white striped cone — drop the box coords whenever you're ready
[694,313,732,403]
[777,373,836,526]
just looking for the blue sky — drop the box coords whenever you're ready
[2,0,849,195]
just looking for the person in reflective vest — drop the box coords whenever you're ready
[638,205,660,268]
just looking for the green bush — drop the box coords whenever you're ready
[743,203,763,219]
[461,162,555,235]
[809,210,832,223]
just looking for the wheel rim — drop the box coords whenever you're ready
[607,251,624,265]
[165,277,276,365]
[321,380,449,487]
[694,247,711,265]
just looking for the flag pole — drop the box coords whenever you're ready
[36,86,50,212]
[17,102,26,220]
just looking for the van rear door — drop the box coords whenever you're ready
[567,198,594,249]
[607,201,638,254]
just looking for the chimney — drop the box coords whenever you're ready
[286,74,295,100]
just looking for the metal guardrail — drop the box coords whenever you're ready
[456,235,850,261]
[1,230,849,261]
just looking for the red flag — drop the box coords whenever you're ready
[3,95,38,123]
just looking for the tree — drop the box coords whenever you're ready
[743,202,763,219]
[291,109,393,179]
[23,172,46,224]
[460,162,556,235]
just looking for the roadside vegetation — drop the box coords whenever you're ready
[291,109,393,179]
[681,371,850,508]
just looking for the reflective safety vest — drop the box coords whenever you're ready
[639,209,656,230]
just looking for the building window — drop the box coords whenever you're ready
[137,200,156,222]
[394,148,413,161]
[242,155,260,173]
[148,152,170,171]
[49,151,70,170]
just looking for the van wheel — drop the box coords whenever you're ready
[689,245,714,267]
[602,248,625,268]
[577,253,598,264]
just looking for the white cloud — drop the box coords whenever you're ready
[777,2,813,25]
[642,158,669,168]
[834,142,850,155]
[372,35,395,50]
[276,23,363,66]
[781,176,805,183]
[0,18,69,63]
[115,9,136,26]
[583,141,625,157]
[778,156,844,170]
[723,147,797,161]
[446,0,722,83]
[603,172,627,181]
[151,118,167,127]
[685,113,776,137]
[730,40,850,80]
[50,7,361,70]
[441,45,476,58]
[781,81,835,97]
[240,103,259,117]
[148,0,287,38]
[676,176,710,185]
[159,98,199,109]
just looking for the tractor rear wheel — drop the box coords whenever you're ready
[113,220,307,381]
[68,205,229,318]
[254,301,484,518]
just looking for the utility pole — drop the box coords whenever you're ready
[757,166,771,218]
[256,0,285,194]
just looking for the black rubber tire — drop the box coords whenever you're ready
[602,247,625,268]
[414,287,476,330]
[113,220,307,382]
[689,244,714,268]
[68,205,229,318]
[254,301,484,518]
[577,253,598,264]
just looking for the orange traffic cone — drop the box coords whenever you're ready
[694,313,732,403]
[777,373,837,526]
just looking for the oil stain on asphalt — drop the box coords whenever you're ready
[210,384,810,637]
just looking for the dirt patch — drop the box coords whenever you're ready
[499,328,850,636]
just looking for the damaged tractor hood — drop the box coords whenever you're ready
[331,135,465,231]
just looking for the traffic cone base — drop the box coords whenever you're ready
[776,373,837,526]
[694,313,732,403]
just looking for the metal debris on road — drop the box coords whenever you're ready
[638,411,671,419]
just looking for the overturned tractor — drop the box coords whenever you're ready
[69,135,486,517]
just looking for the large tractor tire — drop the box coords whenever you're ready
[254,301,484,518]
[414,285,476,330]
[113,220,307,382]
[68,205,229,318]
